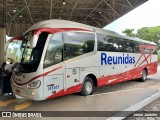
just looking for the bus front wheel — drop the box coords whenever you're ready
[81,77,94,96]
[139,69,147,82]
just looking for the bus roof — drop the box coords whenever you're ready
[25,19,156,45]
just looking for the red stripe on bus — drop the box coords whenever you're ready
[13,66,62,86]
[135,45,156,67]
[46,61,158,100]
[97,61,158,87]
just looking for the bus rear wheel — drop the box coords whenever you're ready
[81,77,94,96]
[139,69,147,82]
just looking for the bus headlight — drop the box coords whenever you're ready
[27,80,41,89]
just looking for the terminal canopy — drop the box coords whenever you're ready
[0,0,147,36]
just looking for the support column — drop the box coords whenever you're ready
[0,28,6,65]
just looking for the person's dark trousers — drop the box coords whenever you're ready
[3,73,12,94]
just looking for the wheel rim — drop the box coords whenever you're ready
[142,71,147,80]
[84,81,93,95]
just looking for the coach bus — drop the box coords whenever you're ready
[11,20,158,100]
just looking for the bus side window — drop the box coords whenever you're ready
[118,39,134,53]
[63,32,95,60]
[134,42,141,53]
[153,46,157,54]
[43,33,63,68]
[97,34,119,52]
[97,34,135,53]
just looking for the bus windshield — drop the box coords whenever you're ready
[20,31,40,63]
[20,40,40,64]
[14,31,40,73]
[13,31,48,73]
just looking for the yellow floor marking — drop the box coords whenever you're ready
[0,99,18,106]
[15,100,32,110]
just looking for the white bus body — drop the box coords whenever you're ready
[11,20,158,100]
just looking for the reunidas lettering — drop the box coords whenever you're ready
[101,53,135,65]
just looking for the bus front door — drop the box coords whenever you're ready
[43,65,64,99]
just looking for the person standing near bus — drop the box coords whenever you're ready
[4,58,13,75]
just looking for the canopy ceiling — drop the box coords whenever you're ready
[0,0,148,36]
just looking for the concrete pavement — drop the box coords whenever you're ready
[0,88,159,120]
[0,65,159,120]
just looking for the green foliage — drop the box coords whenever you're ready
[136,26,160,50]
[136,26,160,43]
[122,28,136,37]
[6,41,21,61]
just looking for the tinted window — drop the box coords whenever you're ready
[44,33,63,68]
[118,39,134,53]
[153,46,157,54]
[97,34,119,52]
[133,42,158,54]
[135,42,149,54]
[97,34,134,52]
[63,32,95,60]
[144,49,150,54]
[134,42,141,53]
[143,43,157,54]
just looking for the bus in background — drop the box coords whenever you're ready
[6,37,22,62]
[11,20,158,101]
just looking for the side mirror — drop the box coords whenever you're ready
[30,35,38,48]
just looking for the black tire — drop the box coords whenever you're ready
[139,69,147,82]
[81,77,94,96]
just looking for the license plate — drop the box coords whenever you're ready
[16,89,20,93]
